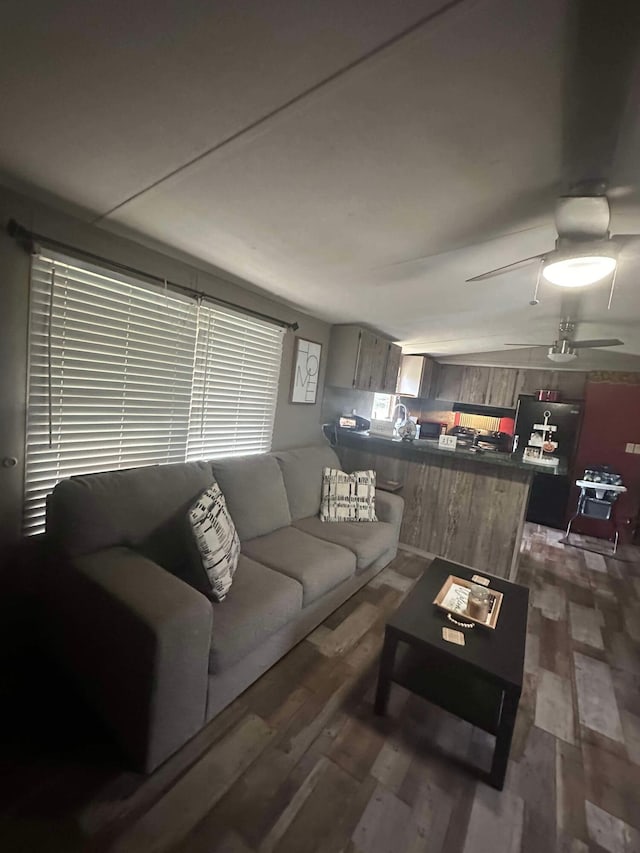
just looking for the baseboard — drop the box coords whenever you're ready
[398,542,437,560]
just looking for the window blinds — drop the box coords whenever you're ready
[24,252,284,535]
[185,303,283,461]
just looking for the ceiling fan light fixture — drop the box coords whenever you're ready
[542,255,616,287]
[547,344,577,363]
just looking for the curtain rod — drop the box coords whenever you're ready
[6,219,299,331]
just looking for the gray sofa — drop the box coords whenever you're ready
[45,444,403,772]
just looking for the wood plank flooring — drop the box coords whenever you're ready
[2,525,640,852]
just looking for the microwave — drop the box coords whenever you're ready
[338,414,371,433]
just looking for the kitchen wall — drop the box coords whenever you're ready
[402,397,456,430]
[569,373,640,543]
[0,186,331,546]
[321,386,376,424]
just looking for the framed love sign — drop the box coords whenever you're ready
[290,337,322,404]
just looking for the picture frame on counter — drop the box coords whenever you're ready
[290,336,322,404]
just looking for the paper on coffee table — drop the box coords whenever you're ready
[440,582,470,614]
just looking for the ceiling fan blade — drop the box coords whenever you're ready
[562,0,640,189]
[572,338,624,348]
[504,343,549,347]
[466,254,546,283]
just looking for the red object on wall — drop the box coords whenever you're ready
[569,379,640,543]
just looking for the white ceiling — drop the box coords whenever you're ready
[2,0,640,362]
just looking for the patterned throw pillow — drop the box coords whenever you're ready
[188,481,241,601]
[320,467,377,522]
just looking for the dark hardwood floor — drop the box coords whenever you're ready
[2,524,640,853]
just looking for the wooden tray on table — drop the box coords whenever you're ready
[433,575,503,629]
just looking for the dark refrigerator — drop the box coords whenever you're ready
[514,396,583,529]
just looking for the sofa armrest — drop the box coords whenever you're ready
[375,489,404,531]
[45,546,212,772]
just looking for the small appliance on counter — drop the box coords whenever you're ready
[322,412,371,446]
[337,413,371,433]
[566,466,627,554]
[535,389,560,402]
[447,425,512,452]
[416,420,447,441]
[369,418,395,438]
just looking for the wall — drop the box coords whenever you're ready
[570,375,640,543]
[0,186,331,546]
[321,386,376,425]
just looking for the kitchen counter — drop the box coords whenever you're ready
[336,430,541,581]
[337,431,567,476]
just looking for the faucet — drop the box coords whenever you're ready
[393,401,408,436]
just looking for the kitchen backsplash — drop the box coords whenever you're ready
[321,385,376,424]
[402,397,456,429]
[321,387,515,436]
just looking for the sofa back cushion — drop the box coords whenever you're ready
[47,461,213,558]
[211,454,291,541]
[273,444,341,521]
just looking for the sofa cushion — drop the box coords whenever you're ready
[320,468,377,522]
[242,527,356,606]
[293,516,396,572]
[188,482,241,601]
[47,461,213,558]
[208,555,303,673]
[211,455,291,541]
[273,444,341,520]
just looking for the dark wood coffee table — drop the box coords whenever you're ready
[374,557,528,790]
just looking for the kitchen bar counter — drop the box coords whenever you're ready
[337,431,567,475]
[336,431,541,581]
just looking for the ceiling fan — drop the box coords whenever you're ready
[465,191,637,289]
[504,320,623,363]
[466,0,640,291]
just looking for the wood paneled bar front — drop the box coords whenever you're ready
[335,433,547,581]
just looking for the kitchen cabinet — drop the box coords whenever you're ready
[434,364,465,402]
[434,365,587,408]
[397,355,424,397]
[453,366,522,407]
[326,325,402,392]
[397,354,438,398]
[383,342,403,393]
[518,370,587,401]
[419,356,439,398]
[485,368,525,407]
[458,366,491,404]
[353,329,380,390]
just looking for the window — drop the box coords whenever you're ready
[372,393,395,421]
[185,302,283,461]
[24,251,283,535]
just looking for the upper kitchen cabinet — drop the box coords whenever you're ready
[485,368,524,407]
[434,364,465,402]
[436,365,516,406]
[434,364,588,407]
[326,325,402,392]
[397,354,439,397]
[518,369,587,400]
[383,341,403,394]
[436,364,521,408]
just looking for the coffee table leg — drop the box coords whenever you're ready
[374,630,398,716]
[488,686,520,790]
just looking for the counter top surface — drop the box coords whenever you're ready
[337,431,567,476]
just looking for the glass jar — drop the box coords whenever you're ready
[467,584,490,622]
